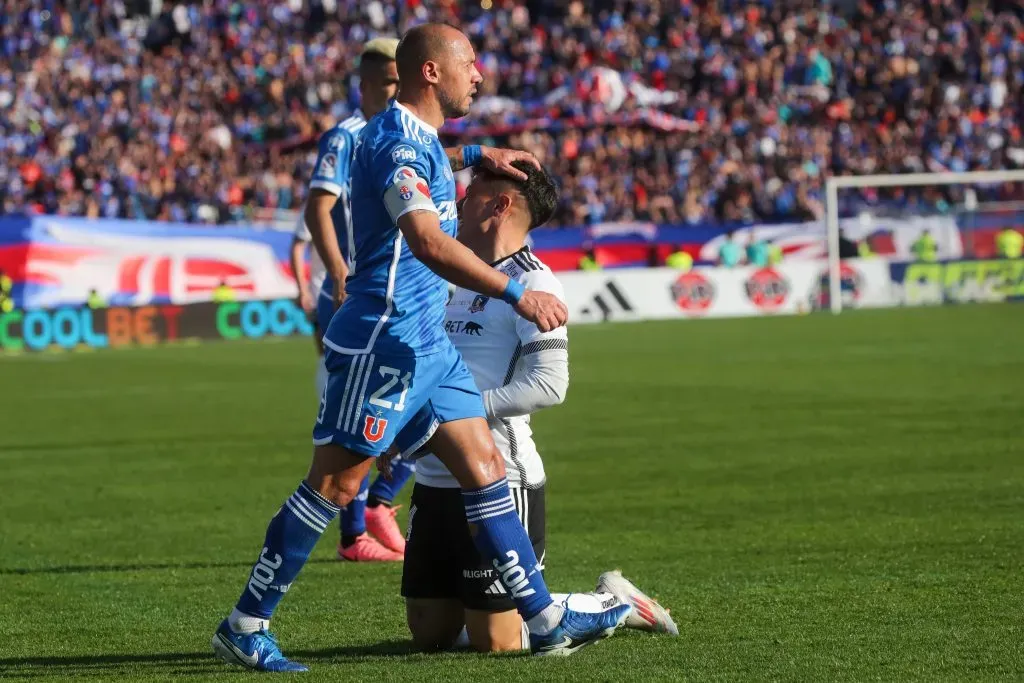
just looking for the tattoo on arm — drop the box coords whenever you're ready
[445,146,466,172]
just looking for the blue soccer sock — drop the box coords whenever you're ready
[462,478,555,622]
[233,481,340,623]
[339,474,370,543]
[368,456,414,506]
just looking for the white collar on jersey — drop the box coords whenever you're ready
[393,100,439,137]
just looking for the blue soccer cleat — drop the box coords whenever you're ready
[211,619,308,672]
[529,603,632,657]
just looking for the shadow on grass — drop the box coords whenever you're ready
[0,557,337,577]
[0,640,422,678]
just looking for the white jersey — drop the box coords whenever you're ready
[293,212,327,299]
[415,247,568,489]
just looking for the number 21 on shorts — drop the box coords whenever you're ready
[360,365,411,442]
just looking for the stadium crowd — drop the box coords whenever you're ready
[2,0,1023,227]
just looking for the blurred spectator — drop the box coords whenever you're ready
[911,229,939,262]
[212,280,235,302]
[86,288,106,310]
[995,227,1023,259]
[0,270,13,313]
[746,231,769,267]
[718,231,743,267]
[838,229,860,260]
[1,0,1023,226]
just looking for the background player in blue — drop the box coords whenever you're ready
[212,24,629,672]
[302,38,416,563]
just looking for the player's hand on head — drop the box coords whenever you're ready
[514,290,568,332]
[480,147,541,181]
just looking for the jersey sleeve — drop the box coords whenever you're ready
[513,269,569,348]
[309,128,354,196]
[483,269,569,420]
[372,137,438,225]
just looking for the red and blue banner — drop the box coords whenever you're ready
[0,216,296,310]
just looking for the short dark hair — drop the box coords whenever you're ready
[360,51,394,74]
[395,23,451,82]
[479,160,559,230]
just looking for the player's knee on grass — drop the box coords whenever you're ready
[306,444,376,508]
[428,418,508,489]
[406,599,464,652]
[465,608,525,653]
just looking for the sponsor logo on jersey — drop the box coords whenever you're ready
[443,319,484,335]
[317,152,338,177]
[493,550,537,598]
[399,185,413,201]
[247,547,283,601]
[671,271,715,313]
[469,295,489,313]
[463,569,495,579]
[745,267,789,310]
[392,166,417,183]
[438,200,458,222]
[391,144,417,163]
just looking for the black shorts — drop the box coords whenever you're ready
[401,483,545,613]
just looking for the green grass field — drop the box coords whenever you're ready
[1,305,1022,682]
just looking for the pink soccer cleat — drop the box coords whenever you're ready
[365,504,406,553]
[337,534,403,562]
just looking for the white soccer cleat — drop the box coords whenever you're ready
[596,570,679,636]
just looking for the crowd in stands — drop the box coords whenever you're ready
[2,0,1023,228]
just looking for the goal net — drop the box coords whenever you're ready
[824,170,1024,313]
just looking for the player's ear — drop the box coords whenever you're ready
[493,193,513,217]
[422,59,440,84]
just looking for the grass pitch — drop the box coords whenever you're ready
[1,304,1022,682]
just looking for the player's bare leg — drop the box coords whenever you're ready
[425,417,629,654]
[405,599,464,651]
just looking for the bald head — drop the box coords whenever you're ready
[396,23,482,120]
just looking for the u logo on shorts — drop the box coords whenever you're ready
[363,415,388,443]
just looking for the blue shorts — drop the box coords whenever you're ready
[312,341,485,457]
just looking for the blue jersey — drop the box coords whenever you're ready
[322,101,458,357]
[308,111,366,293]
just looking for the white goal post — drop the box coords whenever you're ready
[825,169,1024,314]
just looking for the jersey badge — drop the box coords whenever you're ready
[469,295,490,313]
[317,152,337,176]
[393,166,417,183]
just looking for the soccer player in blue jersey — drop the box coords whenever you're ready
[303,38,415,563]
[212,24,629,671]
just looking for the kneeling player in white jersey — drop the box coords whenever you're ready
[393,162,678,652]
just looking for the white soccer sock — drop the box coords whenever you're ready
[453,626,470,649]
[520,621,530,649]
[525,602,564,635]
[551,591,620,613]
[229,608,269,635]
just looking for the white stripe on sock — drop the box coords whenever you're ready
[289,494,331,527]
[285,499,328,532]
